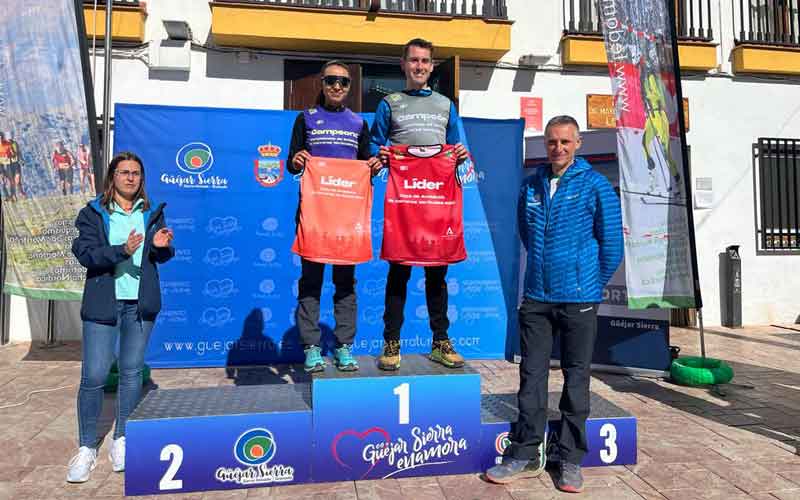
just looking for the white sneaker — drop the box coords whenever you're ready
[110,436,126,472]
[66,446,97,483]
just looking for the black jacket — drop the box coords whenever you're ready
[72,196,174,324]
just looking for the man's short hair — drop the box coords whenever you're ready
[544,115,580,137]
[403,38,434,59]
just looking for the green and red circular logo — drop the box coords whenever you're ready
[234,428,276,466]
[495,432,511,455]
[176,142,214,175]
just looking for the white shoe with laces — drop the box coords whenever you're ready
[66,446,97,483]
[110,436,126,472]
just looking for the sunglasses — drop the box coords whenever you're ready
[322,75,351,88]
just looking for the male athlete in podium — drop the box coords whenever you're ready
[370,38,470,371]
[486,115,623,492]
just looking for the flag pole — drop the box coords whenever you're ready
[665,0,705,358]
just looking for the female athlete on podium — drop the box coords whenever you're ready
[67,152,174,483]
[288,60,381,373]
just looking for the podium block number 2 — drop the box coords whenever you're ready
[599,423,617,464]
[393,383,410,425]
[159,444,184,491]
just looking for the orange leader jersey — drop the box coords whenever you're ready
[291,156,373,265]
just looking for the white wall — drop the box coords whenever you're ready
[8,0,799,342]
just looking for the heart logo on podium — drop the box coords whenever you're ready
[331,427,391,479]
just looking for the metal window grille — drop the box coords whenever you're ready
[755,138,800,253]
[735,0,800,46]
[563,0,714,41]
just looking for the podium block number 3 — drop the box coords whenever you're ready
[159,444,184,491]
[393,383,410,425]
[599,423,617,464]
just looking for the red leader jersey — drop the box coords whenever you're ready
[381,144,466,266]
[291,156,373,265]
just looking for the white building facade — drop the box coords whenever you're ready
[8,0,800,341]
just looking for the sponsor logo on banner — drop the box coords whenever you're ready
[447,305,459,323]
[255,247,282,269]
[466,250,497,266]
[203,278,238,299]
[361,306,383,325]
[162,281,191,296]
[254,143,284,188]
[155,309,189,325]
[495,432,510,455]
[206,216,241,236]
[162,142,229,189]
[411,278,425,296]
[447,278,459,295]
[460,306,502,326]
[204,247,238,267]
[330,424,468,479]
[253,278,280,300]
[173,248,193,263]
[361,278,386,297]
[461,279,502,297]
[215,428,295,485]
[200,307,234,328]
[257,217,285,238]
[166,217,196,232]
[463,220,493,241]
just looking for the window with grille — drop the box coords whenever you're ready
[755,138,800,253]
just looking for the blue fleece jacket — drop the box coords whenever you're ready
[519,157,623,303]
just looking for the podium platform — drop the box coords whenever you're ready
[479,392,637,469]
[125,356,636,495]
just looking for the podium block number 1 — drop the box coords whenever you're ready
[159,444,184,491]
[599,423,617,464]
[393,383,410,425]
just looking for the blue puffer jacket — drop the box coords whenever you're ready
[519,157,623,303]
[72,196,174,324]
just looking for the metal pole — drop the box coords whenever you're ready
[40,299,63,349]
[0,197,7,346]
[101,0,114,168]
[698,308,706,359]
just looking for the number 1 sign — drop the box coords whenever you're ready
[311,356,482,482]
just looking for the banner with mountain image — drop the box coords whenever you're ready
[598,0,697,309]
[0,1,98,299]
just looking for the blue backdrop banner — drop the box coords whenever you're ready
[114,104,523,368]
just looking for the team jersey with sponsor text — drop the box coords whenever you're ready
[381,144,466,266]
[291,156,373,265]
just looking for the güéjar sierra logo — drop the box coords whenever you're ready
[162,142,228,189]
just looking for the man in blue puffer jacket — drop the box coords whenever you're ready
[486,115,623,493]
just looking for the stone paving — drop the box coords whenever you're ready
[2,325,800,499]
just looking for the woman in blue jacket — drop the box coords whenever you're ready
[67,151,174,483]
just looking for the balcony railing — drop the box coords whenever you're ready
[211,0,507,18]
[735,0,800,46]
[563,0,713,41]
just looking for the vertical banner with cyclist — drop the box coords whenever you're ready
[599,0,698,309]
[0,1,98,298]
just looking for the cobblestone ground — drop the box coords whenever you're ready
[2,325,800,499]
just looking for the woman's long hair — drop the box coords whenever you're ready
[101,151,150,212]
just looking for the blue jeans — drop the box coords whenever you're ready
[77,300,153,448]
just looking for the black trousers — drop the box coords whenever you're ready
[296,258,356,347]
[508,298,598,465]
[382,263,449,342]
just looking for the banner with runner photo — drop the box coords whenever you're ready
[291,157,373,264]
[598,0,698,309]
[0,0,99,299]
